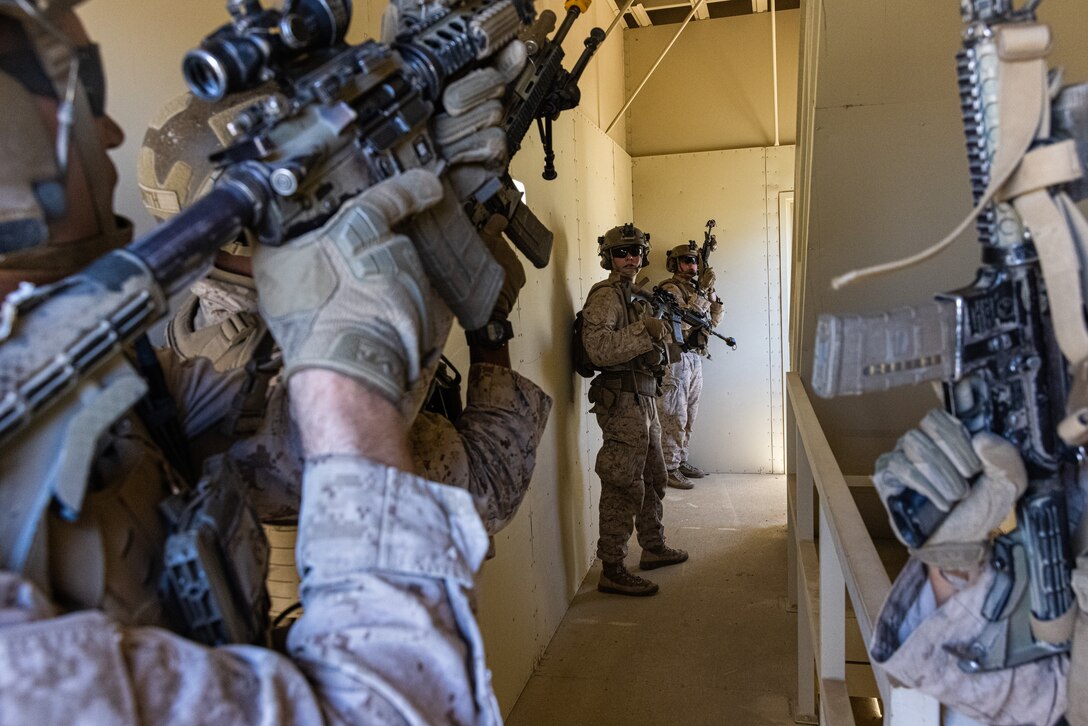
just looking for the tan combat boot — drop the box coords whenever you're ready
[639,545,689,571]
[679,460,707,478]
[667,468,693,490]
[598,561,659,596]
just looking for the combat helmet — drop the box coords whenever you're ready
[138,87,271,255]
[665,241,699,273]
[597,222,650,270]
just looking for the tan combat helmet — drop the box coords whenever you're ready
[665,241,699,273]
[597,222,650,270]
[138,87,271,255]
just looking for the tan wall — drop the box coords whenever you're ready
[78,0,630,716]
[633,145,794,474]
[793,0,1088,474]
[622,9,799,157]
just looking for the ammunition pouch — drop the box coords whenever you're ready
[636,345,667,372]
[594,369,660,399]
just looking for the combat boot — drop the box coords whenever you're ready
[598,561,659,596]
[679,460,707,478]
[667,469,693,490]
[639,545,689,571]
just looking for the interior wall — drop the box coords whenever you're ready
[633,145,794,474]
[622,9,799,157]
[79,0,629,717]
[793,0,1088,474]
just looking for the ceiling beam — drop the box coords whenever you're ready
[630,3,652,26]
[693,0,709,20]
[752,0,768,11]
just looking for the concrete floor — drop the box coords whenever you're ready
[506,473,796,726]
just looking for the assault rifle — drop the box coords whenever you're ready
[695,218,717,295]
[0,0,602,601]
[466,0,606,266]
[633,286,735,354]
[812,0,1088,668]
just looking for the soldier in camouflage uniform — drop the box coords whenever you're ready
[657,242,724,490]
[581,223,689,597]
[0,4,536,721]
[139,88,552,548]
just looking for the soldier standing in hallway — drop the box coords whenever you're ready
[658,242,724,489]
[580,223,689,597]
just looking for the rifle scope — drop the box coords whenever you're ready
[183,0,352,102]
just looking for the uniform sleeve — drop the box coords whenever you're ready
[287,455,501,725]
[410,364,551,536]
[581,286,655,368]
[870,558,1068,726]
[709,300,724,328]
[0,456,502,725]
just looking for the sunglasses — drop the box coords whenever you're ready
[676,255,698,265]
[611,245,646,259]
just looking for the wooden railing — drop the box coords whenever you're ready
[785,372,940,724]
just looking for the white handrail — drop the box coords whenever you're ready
[785,372,939,723]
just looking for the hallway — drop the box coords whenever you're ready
[506,474,795,725]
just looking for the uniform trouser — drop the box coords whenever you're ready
[658,351,702,470]
[594,391,668,563]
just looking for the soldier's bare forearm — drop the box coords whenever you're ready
[289,369,414,472]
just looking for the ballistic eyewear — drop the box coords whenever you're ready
[677,255,698,265]
[611,245,646,259]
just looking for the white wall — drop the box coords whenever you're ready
[633,145,794,474]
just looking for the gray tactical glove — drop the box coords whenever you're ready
[252,169,445,407]
[872,408,1028,568]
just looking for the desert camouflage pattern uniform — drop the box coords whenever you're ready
[870,557,1068,725]
[656,275,723,470]
[166,272,553,531]
[581,272,670,564]
[0,271,550,724]
[0,454,500,725]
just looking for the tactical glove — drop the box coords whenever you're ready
[872,409,1027,568]
[699,266,717,292]
[252,170,446,407]
[642,317,669,343]
[480,215,524,322]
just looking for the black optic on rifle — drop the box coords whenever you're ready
[183,0,352,102]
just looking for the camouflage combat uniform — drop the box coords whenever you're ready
[581,272,670,564]
[656,275,723,472]
[0,273,550,724]
[166,272,553,531]
[870,557,1068,725]
[0,456,501,724]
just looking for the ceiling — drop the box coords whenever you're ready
[612,0,800,28]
